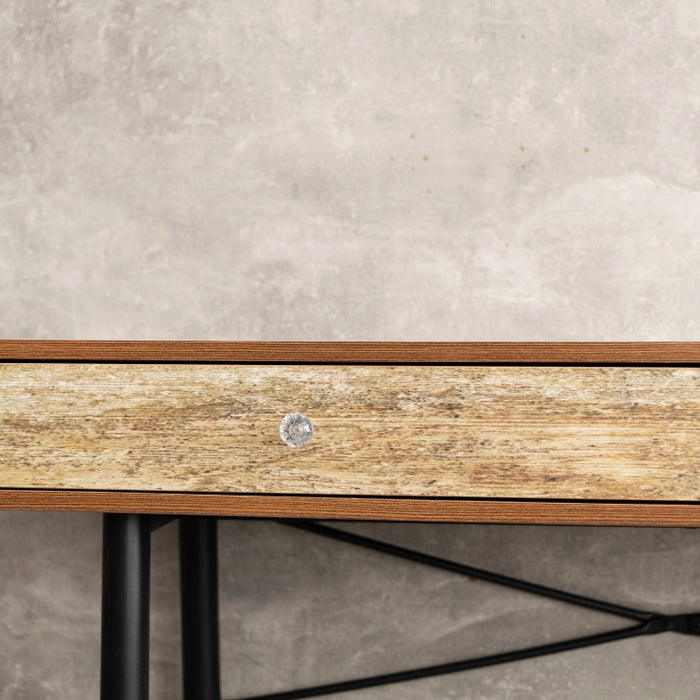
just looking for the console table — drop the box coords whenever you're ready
[1,341,698,699]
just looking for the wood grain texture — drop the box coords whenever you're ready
[2,490,700,527]
[1,363,698,500]
[0,340,699,364]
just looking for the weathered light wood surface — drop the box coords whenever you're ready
[0,363,697,500]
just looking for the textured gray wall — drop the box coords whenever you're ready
[1,1,699,698]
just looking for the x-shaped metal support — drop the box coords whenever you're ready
[100,515,700,700]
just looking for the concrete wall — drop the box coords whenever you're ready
[1,1,699,697]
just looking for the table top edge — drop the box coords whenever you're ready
[0,340,698,364]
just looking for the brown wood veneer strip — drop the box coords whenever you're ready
[1,490,700,526]
[0,341,698,364]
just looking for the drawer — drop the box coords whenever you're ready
[0,362,698,501]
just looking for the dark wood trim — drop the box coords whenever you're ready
[0,340,698,364]
[2,490,700,526]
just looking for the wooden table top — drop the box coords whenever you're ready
[1,341,698,526]
[0,340,698,364]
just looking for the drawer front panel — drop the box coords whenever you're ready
[0,363,698,500]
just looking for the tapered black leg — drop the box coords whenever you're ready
[180,517,221,700]
[100,513,151,700]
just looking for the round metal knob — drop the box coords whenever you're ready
[279,412,314,447]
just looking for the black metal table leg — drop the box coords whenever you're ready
[180,517,221,700]
[101,513,151,700]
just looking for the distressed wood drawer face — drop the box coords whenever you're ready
[0,363,698,500]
